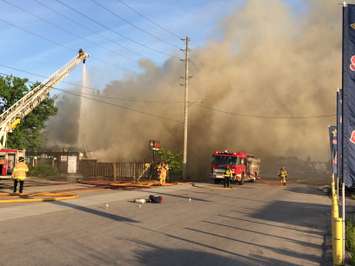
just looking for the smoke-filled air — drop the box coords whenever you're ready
[45,0,341,177]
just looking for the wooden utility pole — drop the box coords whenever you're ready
[182,36,190,179]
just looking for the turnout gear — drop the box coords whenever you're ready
[137,162,151,182]
[157,162,169,185]
[12,158,28,193]
[278,167,288,186]
[12,161,28,181]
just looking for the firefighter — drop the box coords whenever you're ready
[224,166,233,188]
[158,162,169,185]
[12,157,29,193]
[278,166,288,186]
[137,162,151,182]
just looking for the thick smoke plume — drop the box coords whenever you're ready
[46,0,340,177]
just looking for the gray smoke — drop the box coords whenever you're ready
[46,0,340,177]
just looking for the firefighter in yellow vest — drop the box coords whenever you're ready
[224,166,233,188]
[12,157,29,193]
[158,162,169,185]
[279,166,288,186]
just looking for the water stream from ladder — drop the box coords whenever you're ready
[78,63,90,150]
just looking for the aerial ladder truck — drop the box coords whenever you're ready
[0,49,89,178]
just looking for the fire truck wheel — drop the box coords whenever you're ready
[214,179,221,184]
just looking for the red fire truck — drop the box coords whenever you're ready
[0,149,25,179]
[210,150,261,184]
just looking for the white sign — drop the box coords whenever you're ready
[67,156,77,174]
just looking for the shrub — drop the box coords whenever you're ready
[29,164,59,177]
[156,148,183,178]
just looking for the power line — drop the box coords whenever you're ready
[77,92,190,104]
[52,0,144,57]
[90,0,180,49]
[31,0,141,62]
[0,17,66,49]
[116,0,182,40]
[57,87,191,104]
[0,15,134,70]
[197,103,335,120]
[0,72,183,124]
[33,0,99,35]
[55,87,183,124]
[1,0,80,40]
[0,64,333,120]
[0,64,189,104]
[180,60,335,120]
[54,0,173,57]
[1,0,141,64]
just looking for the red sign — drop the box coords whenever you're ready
[350,55,355,71]
[350,130,355,144]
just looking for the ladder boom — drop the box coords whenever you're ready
[0,49,88,148]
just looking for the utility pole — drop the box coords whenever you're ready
[182,36,190,179]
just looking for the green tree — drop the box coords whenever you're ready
[157,148,183,177]
[0,75,57,150]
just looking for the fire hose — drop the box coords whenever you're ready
[0,192,79,203]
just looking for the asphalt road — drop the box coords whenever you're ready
[0,181,330,266]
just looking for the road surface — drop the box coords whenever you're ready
[0,181,330,266]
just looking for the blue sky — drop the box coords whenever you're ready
[0,0,304,91]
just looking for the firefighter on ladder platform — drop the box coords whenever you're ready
[278,166,288,186]
[12,157,29,193]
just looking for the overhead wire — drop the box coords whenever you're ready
[0,64,188,104]
[53,0,144,57]
[89,0,180,49]
[1,0,82,41]
[116,0,182,40]
[196,103,335,120]
[0,0,141,66]
[0,72,184,124]
[54,87,183,124]
[32,0,100,35]
[0,15,135,71]
[54,0,174,57]
[32,0,140,63]
[0,0,183,89]
[0,68,334,122]
[0,17,66,49]
[186,61,334,120]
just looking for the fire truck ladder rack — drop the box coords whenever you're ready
[0,49,89,149]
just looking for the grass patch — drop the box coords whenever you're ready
[346,218,355,265]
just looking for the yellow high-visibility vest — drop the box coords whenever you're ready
[224,169,233,178]
[10,118,21,130]
[12,162,29,181]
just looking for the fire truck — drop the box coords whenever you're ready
[210,150,261,184]
[0,49,89,178]
[0,149,25,179]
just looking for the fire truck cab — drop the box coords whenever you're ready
[0,149,25,179]
[210,150,261,185]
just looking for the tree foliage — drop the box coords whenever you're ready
[0,75,57,150]
[157,148,183,177]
